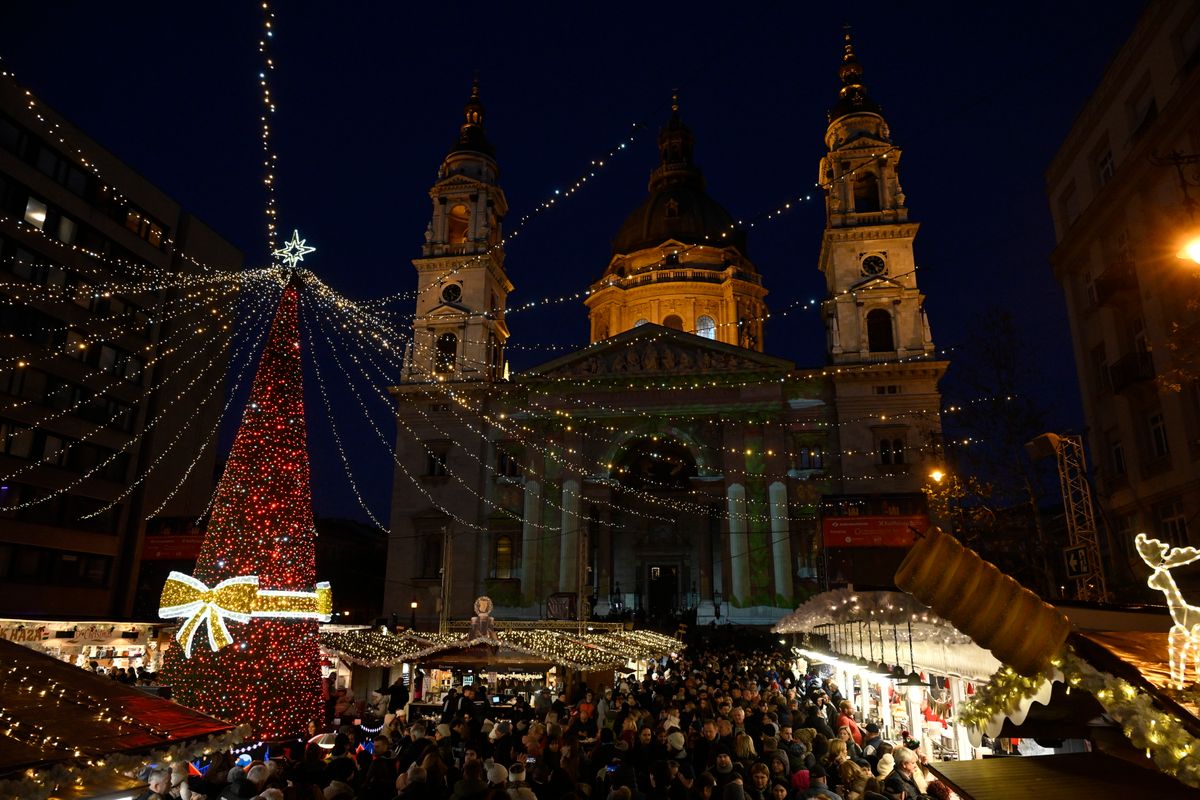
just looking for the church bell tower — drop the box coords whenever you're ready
[402,81,512,382]
[818,31,935,365]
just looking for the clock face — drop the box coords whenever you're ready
[861,255,887,276]
[441,283,462,303]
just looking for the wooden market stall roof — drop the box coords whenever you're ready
[0,638,237,778]
[929,751,1196,800]
[320,627,681,672]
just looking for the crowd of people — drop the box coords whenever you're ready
[143,642,951,800]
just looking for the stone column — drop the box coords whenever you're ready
[592,502,613,616]
[727,483,749,607]
[769,481,793,605]
[521,480,542,604]
[558,478,581,593]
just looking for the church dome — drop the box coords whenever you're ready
[611,101,746,255]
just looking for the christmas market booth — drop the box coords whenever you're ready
[0,638,248,800]
[898,527,1200,797]
[0,619,170,676]
[320,614,680,722]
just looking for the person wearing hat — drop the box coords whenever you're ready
[486,763,508,790]
[874,752,895,782]
[712,746,743,790]
[861,724,884,770]
[805,764,839,800]
[505,762,537,800]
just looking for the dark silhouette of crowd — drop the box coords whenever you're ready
[152,640,950,800]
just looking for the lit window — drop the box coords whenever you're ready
[696,315,716,340]
[23,198,47,230]
[56,216,76,245]
[494,535,514,579]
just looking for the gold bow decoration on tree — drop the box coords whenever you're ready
[159,571,333,658]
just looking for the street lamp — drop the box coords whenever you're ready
[410,599,418,630]
[1150,150,1200,265]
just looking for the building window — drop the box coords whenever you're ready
[866,309,894,352]
[1158,499,1189,547]
[1096,149,1115,186]
[634,318,648,327]
[696,315,716,340]
[24,197,47,230]
[434,332,457,373]
[419,532,443,579]
[798,447,824,470]
[496,445,522,478]
[1060,183,1079,227]
[424,443,449,477]
[1149,412,1170,460]
[878,438,905,465]
[447,204,470,244]
[1092,343,1110,393]
[853,171,881,213]
[1111,439,1126,477]
[493,534,515,579]
[662,314,683,331]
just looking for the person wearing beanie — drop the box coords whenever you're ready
[769,777,794,800]
[486,763,508,788]
[875,752,895,781]
[505,763,537,800]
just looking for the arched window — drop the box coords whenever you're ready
[662,314,683,331]
[494,535,514,579]
[696,315,717,340]
[866,309,894,352]
[854,172,881,213]
[447,204,470,244]
[434,332,457,373]
[634,318,648,327]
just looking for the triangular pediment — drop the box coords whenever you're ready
[850,275,904,291]
[433,174,487,193]
[840,130,891,150]
[427,301,470,315]
[521,324,794,380]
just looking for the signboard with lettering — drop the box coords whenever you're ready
[821,515,929,548]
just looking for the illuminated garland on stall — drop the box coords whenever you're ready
[0,724,252,800]
[958,647,1200,789]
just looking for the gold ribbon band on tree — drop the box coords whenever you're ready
[159,571,333,657]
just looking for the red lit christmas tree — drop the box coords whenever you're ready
[159,279,328,740]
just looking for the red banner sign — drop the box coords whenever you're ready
[141,533,204,561]
[822,515,929,548]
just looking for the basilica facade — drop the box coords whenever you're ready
[385,40,946,628]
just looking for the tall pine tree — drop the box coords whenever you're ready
[159,283,326,740]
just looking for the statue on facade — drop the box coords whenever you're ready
[470,595,496,640]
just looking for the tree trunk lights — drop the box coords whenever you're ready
[159,285,329,740]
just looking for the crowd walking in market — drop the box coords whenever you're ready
[145,640,952,800]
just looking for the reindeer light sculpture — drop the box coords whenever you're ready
[1136,533,1200,689]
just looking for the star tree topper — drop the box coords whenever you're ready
[273,229,316,269]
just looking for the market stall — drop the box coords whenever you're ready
[0,618,169,675]
[0,638,247,800]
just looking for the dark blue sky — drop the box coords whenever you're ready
[1,3,1143,525]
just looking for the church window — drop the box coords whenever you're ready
[434,332,457,373]
[447,203,470,244]
[423,442,450,477]
[696,315,717,340]
[866,309,894,352]
[663,314,683,331]
[492,535,516,579]
[419,531,443,579]
[853,172,881,213]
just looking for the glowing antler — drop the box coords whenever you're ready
[1136,533,1170,568]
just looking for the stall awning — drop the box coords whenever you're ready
[929,752,1195,800]
[0,639,236,778]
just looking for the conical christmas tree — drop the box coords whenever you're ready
[159,283,328,740]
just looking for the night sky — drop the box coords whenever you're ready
[0,3,1143,525]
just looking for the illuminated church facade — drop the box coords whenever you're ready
[385,41,946,628]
